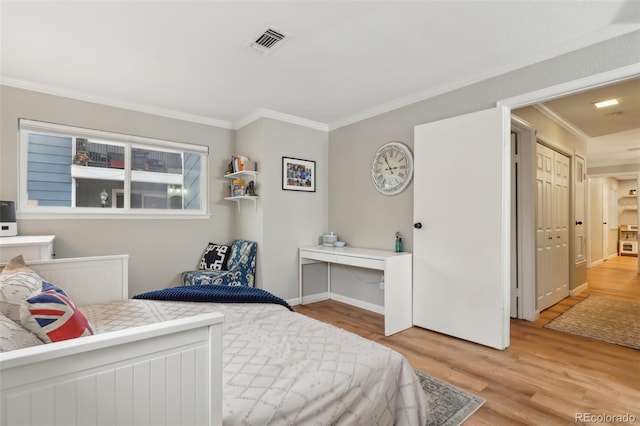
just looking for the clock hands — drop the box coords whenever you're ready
[382,154,394,175]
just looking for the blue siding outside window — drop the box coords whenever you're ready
[27,134,72,206]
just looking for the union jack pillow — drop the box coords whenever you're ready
[20,281,94,343]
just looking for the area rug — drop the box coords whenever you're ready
[544,296,640,350]
[415,370,485,426]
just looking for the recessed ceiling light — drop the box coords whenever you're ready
[594,98,619,108]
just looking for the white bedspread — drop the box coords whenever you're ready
[81,300,428,425]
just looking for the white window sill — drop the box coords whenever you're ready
[17,211,211,220]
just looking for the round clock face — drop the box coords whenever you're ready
[371,142,414,195]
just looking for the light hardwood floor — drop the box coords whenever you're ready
[295,255,640,425]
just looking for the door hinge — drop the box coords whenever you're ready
[513,154,520,164]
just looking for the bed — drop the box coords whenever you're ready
[0,255,428,426]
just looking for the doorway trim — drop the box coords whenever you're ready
[498,62,640,322]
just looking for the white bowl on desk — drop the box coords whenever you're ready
[334,241,346,247]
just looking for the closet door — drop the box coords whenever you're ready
[552,150,569,304]
[574,155,586,265]
[536,143,569,312]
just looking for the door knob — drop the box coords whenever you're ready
[575,221,583,225]
[603,222,607,225]
[414,222,422,229]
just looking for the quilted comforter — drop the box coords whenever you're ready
[80,300,429,425]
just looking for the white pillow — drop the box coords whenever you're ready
[0,255,43,324]
[0,312,43,352]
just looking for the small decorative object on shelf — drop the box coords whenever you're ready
[394,231,404,252]
[229,155,255,173]
[232,179,246,197]
[246,181,256,196]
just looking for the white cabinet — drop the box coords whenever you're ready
[619,225,638,256]
[0,235,55,262]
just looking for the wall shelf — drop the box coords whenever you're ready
[224,170,258,183]
[224,168,258,211]
[224,196,258,211]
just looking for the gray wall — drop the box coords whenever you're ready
[0,86,236,296]
[235,118,329,300]
[327,30,640,305]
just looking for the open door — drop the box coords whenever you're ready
[413,107,510,350]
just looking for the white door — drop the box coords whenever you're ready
[589,178,604,263]
[602,182,609,257]
[552,150,569,304]
[510,131,518,318]
[536,143,569,311]
[574,155,586,265]
[413,107,509,350]
[535,143,554,310]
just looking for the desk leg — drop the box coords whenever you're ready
[327,262,331,300]
[299,260,303,305]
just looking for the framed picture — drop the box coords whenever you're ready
[282,157,316,192]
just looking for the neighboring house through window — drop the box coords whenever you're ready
[18,119,208,218]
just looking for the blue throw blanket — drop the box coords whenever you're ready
[133,285,293,311]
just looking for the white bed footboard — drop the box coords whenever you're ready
[0,312,224,426]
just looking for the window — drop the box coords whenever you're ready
[19,119,208,218]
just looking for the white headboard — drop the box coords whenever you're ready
[1,255,129,305]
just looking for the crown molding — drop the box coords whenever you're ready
[0,77,235,129]
[234,108,328,132]
[533,104,591,144]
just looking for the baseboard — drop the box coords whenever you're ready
[290,292,385,316]
[570,282,588,296]
[329,293,385,315]
[589,259,604,267]
[606,253,618,260]
[288,292,328,306]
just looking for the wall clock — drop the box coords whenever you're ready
[371,141,414,195]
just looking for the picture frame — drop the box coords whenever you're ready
[282,157,316,192]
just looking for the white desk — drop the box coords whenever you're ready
[299,245,412,336]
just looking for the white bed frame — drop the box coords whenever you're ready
[0,255,224,426]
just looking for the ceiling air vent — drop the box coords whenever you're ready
[248,26,290,54]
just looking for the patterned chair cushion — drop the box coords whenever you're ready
[20,281,94,343]
[183,240,256,287]
[0,255,43,324]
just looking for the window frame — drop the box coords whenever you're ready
[18,119,209,219]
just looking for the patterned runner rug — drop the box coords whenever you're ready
[544,296,640,350]
[415,370,485,426]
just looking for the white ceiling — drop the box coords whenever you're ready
[536,78,640,170]
[2,1,638,132]
[1,1,639,171]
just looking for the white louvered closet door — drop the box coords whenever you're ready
[535,143,569,312]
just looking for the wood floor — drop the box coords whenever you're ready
[295,255,640,425]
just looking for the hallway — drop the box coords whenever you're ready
[536,255,640,327]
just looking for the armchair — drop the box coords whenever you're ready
[182,240,257,287]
